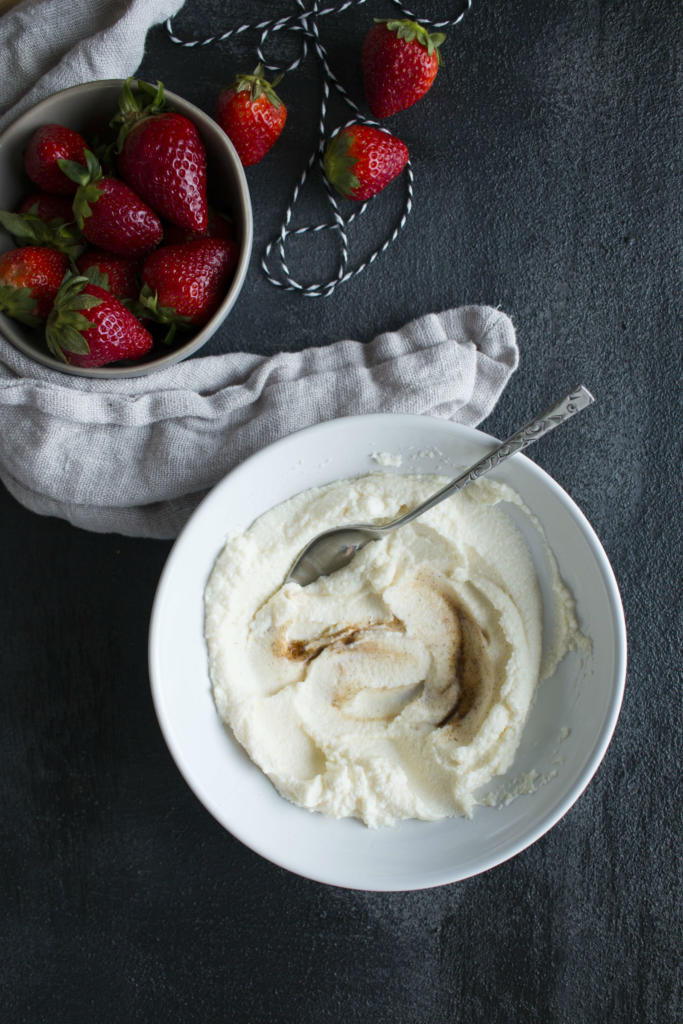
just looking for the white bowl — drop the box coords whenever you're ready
[148,414,626,890]
[0,80,253,378]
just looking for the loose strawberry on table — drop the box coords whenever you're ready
[113,79,208,233]
[139,238,238,340]
[24,124,90,195]
[0,246,69,325]
[46,274,153,367]
[362,19,446,119]
[59,149,162,257]
[216,64,287,167]
[323,124,409,201]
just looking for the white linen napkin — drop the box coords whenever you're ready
[0,1,518,538]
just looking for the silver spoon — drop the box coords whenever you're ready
[286,385,595,587]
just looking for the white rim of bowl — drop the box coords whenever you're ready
[148,413,628,890]
[0,79,253,378]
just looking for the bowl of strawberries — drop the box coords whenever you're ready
[0,78,252,377]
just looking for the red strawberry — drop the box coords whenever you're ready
[362,19,446,118]
[113,79,208,233]
[323,125,409,201]
[216,64,287,167]
[59,150,162,256]
[139,238,238,339]
[0,246,68,324]
[18,193,74,224]
[24,124,89,195]
[76,249,142,301]
[163,207,234,246]
[46,275,153,367]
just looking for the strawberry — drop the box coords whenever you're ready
[112,79,208,233]
[59,150,162,257]
[18,193,75,224]
[163,207,234,246]
[362,19,446,118]
[0,246,68,325]
[23,124,89,195]
[139,238,238,340]
[76,249,142,301]
[45,274,153,367]
[216,64,287,167]
[323,125,409,201]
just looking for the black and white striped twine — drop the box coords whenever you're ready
[166,1,471,297]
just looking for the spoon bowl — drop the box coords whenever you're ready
[286,523,387,586]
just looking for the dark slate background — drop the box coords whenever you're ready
[2,1,680,1021]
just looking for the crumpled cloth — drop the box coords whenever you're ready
[0,2,518,538]
[0,307,518,537]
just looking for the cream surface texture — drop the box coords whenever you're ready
[204,474,582,828]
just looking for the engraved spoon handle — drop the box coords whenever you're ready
[386,385,595,531]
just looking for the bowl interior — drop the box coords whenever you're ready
[149,415,626,890]
[0,80,252,377]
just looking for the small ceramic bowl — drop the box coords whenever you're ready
[0,79,253,378]
[148,414,627,891]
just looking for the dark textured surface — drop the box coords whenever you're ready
[2,2,680,1021]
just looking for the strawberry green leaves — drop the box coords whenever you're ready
[0,208,84,261]
[0,283,43,328]
[111,78,167,153]
[57,149,104,230]
[379,20,446,60]
[45,274,102,360]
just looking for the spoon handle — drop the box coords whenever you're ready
[387,385,595,530]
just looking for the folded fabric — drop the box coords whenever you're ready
[0,307,518,537]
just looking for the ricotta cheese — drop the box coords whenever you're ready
[204,473,582,828]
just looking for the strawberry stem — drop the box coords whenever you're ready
[375,18,446,60]
[45,273,103,360]
[0,209,84,262]
[0,283,42,328]
[58,150,104,231]
[138,283,192,342]
[323,131,360,199]
[111,78,168,152]
[230,64,285,107]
